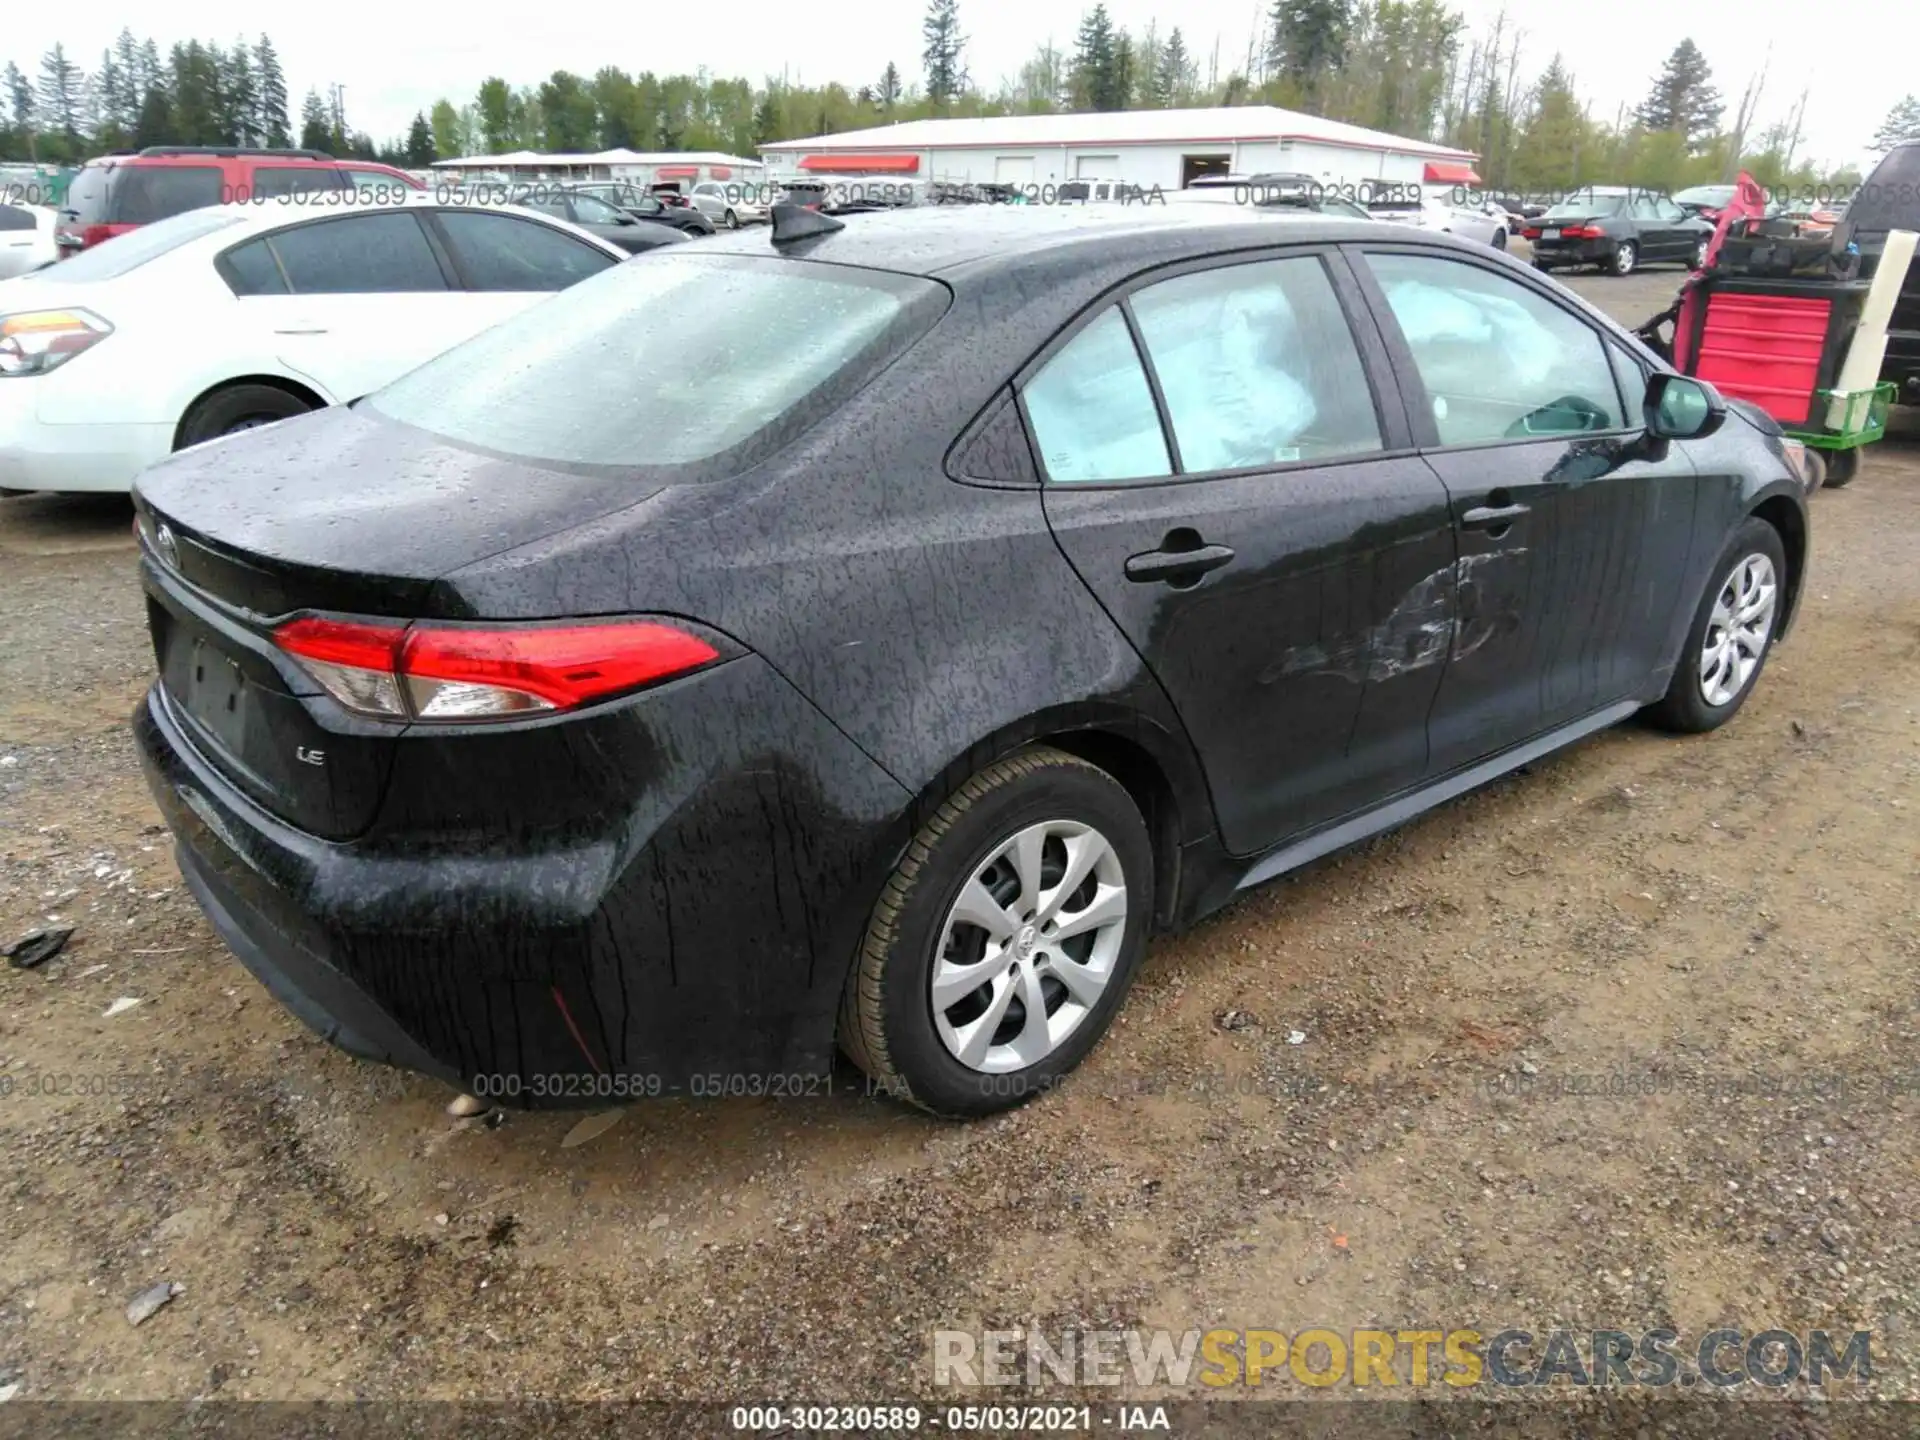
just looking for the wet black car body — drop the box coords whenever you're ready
[132,207,1813,1115]
[1527,187,1714,275]
[569,183,718,236]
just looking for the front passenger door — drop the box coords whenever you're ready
[1031,250,1460,857]
[1354,248,1699,770]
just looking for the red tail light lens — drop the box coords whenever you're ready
[274,617,722,721]
[1522,227,1541,239]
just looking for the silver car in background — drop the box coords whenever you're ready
[689,180,767,228]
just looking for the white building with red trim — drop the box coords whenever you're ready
[759,107,1480,193]
[430,150,767,188]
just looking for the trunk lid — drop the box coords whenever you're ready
[135,403,668,839]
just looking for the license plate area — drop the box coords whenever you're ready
[1541,228,1561,240]
[181,634,253,756]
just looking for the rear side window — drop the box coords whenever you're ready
[0,204,33,232]
[269,213,448,294]
[250,166,347,200]
[220,237,288,296]
[365,252,947,473]
[1129,257,1381,471]
[112,166,223,224]
[435,211,616,291]
[1022,308,1172,484]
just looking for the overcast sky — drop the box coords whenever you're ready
[6,0,1902,171]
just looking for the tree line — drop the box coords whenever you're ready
[7,8,1919,193]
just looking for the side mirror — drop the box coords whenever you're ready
[1644,372,1725,440]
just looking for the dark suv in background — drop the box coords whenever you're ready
[56,146,422,255]
[1837,140,1920,404]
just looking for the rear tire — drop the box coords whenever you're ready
[841,746,1153,1118]
[1532,258,1553,272]
[1610,239,1638,276]
[1822,446,1861,488]
[1491,228,1507,251]
[1644,517,1787,733]
[723,208,739,229]
[177,384,311,449]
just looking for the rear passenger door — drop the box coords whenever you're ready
[219,211,470,401]
[1029,249,1460,857]
[1351,246,1698,770]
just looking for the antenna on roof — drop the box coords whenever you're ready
[769,201,845,246]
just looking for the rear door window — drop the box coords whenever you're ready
[1129,256,1381,472]
[434,211,617,291]
[268,213,449,293]
[0,204,33,232]
[111,166,223,224]
[1022,308,1172,484]
[61,166,111,225]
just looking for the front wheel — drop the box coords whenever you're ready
[1609,239,1638,276]
[1643,517,1787,733]
[840,746,1153,1117]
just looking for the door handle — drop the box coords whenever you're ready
[273,327,329,336]
[1461,502,1530,530]
[1124,539,1236,585]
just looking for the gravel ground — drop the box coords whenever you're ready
[2,268,1917,1417]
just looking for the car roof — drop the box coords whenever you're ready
[690,203,1420,278]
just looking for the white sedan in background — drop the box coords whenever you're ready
[0,202,59,280]
[0,193,628,494]
[1366,190,1512,249]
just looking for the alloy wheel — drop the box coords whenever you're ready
[1699,554,1778,707]
[930,819,1128,1074]
[1615,241,1637,275]
[1693,238,1710,268]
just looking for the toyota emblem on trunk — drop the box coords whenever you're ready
[156,524,179,569]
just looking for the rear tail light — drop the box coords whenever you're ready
[1555,225,1602,239]
[0,309,114,377]
[273,617,723,721]
[1522,227,1541,239]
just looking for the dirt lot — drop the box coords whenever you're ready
[2,269,1918,1414]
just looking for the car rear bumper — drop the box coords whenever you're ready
[0,383,169,493]
[134,656,913,1107]
[1528,237,1612,266]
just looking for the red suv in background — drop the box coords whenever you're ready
[55,146,423,255]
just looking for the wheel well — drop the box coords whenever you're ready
[173,375,328,452]
[1750,495,1807,630]
[1035,728,1185,931]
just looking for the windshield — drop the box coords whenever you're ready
[41,207,247,281]
[365,252,949,474]
[1544,193,1625,219]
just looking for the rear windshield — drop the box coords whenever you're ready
[39,207,247,281]
[110,165,224,224]
[1545,193,1624,219]
[1849,144,1920,238]
[364,252,949,474]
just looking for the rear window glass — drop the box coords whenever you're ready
[0,204,34,232]
[111,166,223,224]
[1545,193,1624,219]
[269,213,447,294]
[1849,145,1920,237]
[38,207,248,282]
[61,166,111,223]
[364,253,948,473]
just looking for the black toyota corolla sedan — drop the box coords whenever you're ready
[130,204,1816,1117]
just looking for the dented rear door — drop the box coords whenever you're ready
[1027,247,1457,858]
